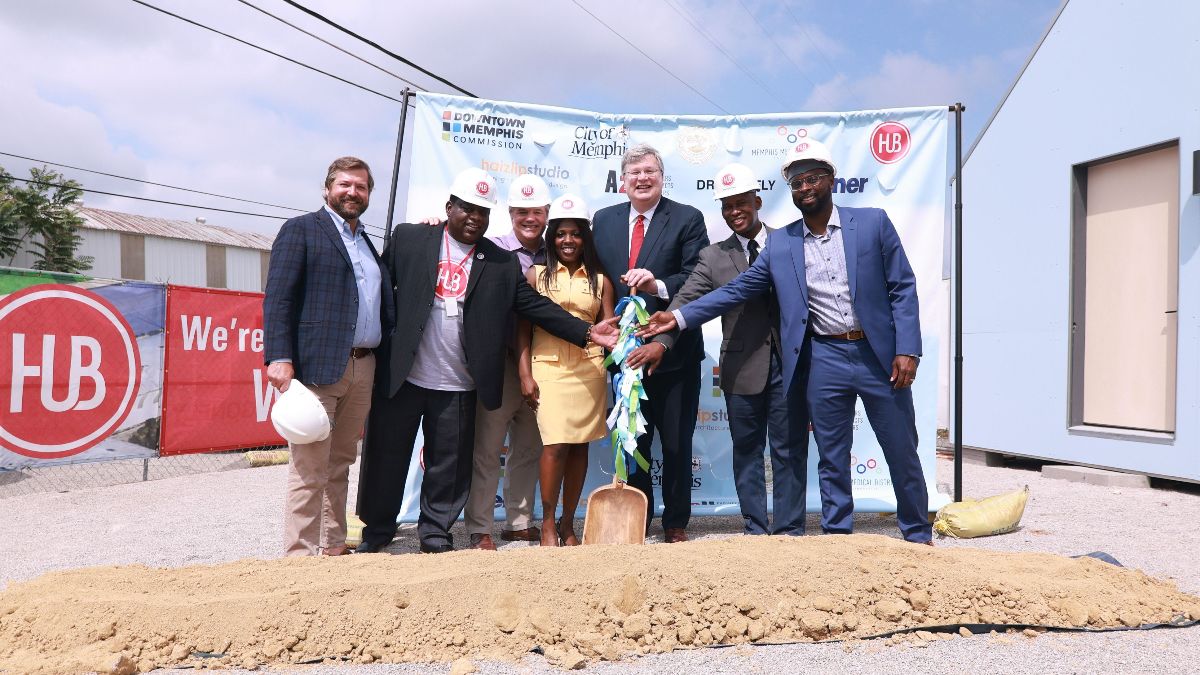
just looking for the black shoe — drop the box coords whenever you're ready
[419,541,453,554]
[355,539,389,553]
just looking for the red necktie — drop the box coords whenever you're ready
[628,214,645,270]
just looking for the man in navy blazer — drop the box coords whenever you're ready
[263,156,395,556]
[640,139,932,544]
[591,143,709,543]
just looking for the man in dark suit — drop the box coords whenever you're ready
[356,168,617,553]
[640,139,932,544]
[264,156,395,557]
[632,163,808,536]
[592,143,709,543]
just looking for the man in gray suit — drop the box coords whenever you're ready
[628,163,809,535]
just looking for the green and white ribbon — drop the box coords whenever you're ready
[604,296,651,482]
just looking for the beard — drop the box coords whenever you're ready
[796,191,831,217]
[328,195,368,220]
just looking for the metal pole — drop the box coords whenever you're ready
[383,87,413,246]
[952,102,965,502]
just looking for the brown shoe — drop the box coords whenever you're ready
[500,527,540,542]
[320,546,353,556]
[469,533,497,551]
[664,528,688,543]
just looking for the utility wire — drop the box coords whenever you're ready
[777,0,866,109]
[661,0,787,108]
[0,151,306,213]
[570,0,730,114]
[733,0,837,110]
[10,177,291,220]
[278,0,476,97]
[233,0,427,92]
[127,0,406,104]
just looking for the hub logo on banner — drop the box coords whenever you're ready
[0,274,164,469]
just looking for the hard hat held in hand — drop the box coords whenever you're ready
[270,380,331,445]
[781,137,837,179]
[713,163,759,200]
[450,167,498,209]
[548,194,590,222]
[508,173,551,207]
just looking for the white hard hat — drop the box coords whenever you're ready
[781,138,837,179]
[548,194,589,222]
[508,174,551,207]
[713,163,759,200]
[270,380,331,445]
[449,167,498,209]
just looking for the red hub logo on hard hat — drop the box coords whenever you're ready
[0,285,142,459]
[870,121,911,164]
[562,199,574,210]
[721,173,735,187]
[476,181,490,196]
[521,185,534,197]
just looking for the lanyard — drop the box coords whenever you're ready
[444,230,476,269]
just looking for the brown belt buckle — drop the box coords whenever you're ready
[351,347,371,359]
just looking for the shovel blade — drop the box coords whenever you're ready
[582,481,647,545]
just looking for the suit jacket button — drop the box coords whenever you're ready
[794,347,799,354]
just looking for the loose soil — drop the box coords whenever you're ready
[2,534,1197,673]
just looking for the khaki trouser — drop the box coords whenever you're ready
[283,353,374,556]
[464,355,543,534]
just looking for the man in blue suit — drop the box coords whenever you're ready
[639,139,931,544]
[264,156,395,557]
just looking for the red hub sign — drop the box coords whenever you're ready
[0,285,142,459]
[870,121,911,164]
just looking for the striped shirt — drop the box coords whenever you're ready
[803,206,861,336]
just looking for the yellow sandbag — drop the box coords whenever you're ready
[245,449,290,467]
[933,486,1029,539]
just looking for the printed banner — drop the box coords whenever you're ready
[160,285,284,455]
[398,93,951,521]
[0,268,164,470]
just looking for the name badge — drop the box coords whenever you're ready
[445,296,459,317]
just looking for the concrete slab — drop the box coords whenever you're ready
[1042,464,1151,488]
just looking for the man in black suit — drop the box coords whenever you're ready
[264,156,394,557]
[592,143,709,543]
[633,163,808,536]
[356,168,617,553]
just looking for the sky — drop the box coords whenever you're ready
[0,0,1062,243]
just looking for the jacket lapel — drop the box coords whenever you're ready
[423,225,443,292]
[723,232,747,273]
[839,207,858,300]
[635,198,669,269]
[316,208,353,269]
[787,221,809,308]
[464,237,489,300]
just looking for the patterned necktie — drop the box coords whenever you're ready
[628,214,645,270]
[747,239,759,265]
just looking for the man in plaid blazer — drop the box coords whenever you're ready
[264,156,395,557]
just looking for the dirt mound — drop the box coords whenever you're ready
[2,535,1197,673]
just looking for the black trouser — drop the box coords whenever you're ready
[624,360,701,531]
[357,381,477,548]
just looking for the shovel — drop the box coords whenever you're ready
[582,475,647,545]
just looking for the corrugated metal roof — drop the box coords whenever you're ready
[77,206,276,251]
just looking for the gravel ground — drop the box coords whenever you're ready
[1,455,1197,674]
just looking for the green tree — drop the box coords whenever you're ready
[0,165,93,273]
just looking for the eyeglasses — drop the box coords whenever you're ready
[788,173,830,190]
[623,169,661,178]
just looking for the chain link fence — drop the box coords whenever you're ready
[0,446,288,499]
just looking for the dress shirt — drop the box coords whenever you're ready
[627,201,669,300]
[325,205,383,349]
[802,206,860,336]
[734,225,769,262]
[490,230,547,351]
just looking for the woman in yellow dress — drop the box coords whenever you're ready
[518,194,614,547]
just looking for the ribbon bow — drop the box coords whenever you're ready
[604,296,651,481]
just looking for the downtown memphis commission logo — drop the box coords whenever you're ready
[0,285,141,459]
[441,109,526,149]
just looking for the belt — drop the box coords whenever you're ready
[350,347,373,359]
[818,329,866,341]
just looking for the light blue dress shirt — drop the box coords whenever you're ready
[324,205,382,349]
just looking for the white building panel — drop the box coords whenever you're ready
[225,247,263,292]
[145,237,206,286]
[76,229,122,279]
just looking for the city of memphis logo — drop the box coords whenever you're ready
[570,124,628,160]
[442,110,525,149]
[676,126,717,165]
